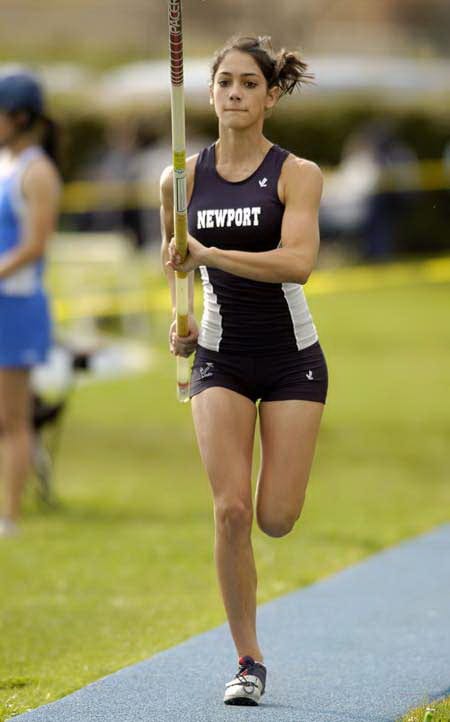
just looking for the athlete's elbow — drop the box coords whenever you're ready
[299,267,312,285]
[282,250,314,284]
[287,262,313,285]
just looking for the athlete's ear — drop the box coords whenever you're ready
[209,83,214,106]
[265,85,281,110]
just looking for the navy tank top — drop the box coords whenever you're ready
[187,142,318,355]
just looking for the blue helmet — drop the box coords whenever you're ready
[0,72,44,114]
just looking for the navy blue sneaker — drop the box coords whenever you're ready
[223,655,267,705]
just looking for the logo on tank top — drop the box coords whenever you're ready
[197,207,261,230]
[199,362,214,379]
[306,370,314,380]
[258,177,268,188]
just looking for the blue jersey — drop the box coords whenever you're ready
[187,143,318,355]
[0,145,45,297]
[0,145,51,367]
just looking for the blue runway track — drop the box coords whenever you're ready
[11,524,450,722]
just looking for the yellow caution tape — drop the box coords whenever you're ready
[51,255,450,323]
[60,160,449,214]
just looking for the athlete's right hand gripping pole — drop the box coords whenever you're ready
[168,0,190,402]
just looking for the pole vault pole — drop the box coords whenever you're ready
[168,0,190,402]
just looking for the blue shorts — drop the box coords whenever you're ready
[0,292,52,368]
[190,341,328,404]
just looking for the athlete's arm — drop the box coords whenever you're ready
[167,159,323,285]
[0,158,60,279]
[160,161,198,356]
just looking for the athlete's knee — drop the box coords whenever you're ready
[258,517,297,538]
[257,508,300,538]
[214,498,253,537]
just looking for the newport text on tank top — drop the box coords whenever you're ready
[187,142,318,355]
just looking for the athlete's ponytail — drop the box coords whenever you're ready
[274,47,314,96]
[211,35,314,98]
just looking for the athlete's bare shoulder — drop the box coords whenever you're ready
[278,154,323,205]
[281,154,323,186]
[22,154,61,201]
[160,152,199,206]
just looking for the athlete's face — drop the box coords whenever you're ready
[211,50,279,130]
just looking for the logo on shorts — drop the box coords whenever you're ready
[306,370,314,381]
[199,362,214,379]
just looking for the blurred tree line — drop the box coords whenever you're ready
[59,98,449,178]
[56,96,449,255]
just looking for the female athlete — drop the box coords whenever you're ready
[161,35,328,705]
[0,72,61,537]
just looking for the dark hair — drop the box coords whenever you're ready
[40,115,60,168]
[10,109,60,170]
[211,35,314,97]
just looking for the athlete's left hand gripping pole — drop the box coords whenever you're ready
[168,0,190,402]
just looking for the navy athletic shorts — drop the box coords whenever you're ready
[189,341,328,404]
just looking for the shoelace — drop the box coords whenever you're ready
[233,663,259,692]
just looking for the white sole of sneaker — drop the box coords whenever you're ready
[223,677,264,706]
[224,696,259,706]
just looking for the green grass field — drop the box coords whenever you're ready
[401,699,450,722]
[0,274,449,721]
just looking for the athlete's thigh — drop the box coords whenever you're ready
[191,387,257,503]
[256,399,324,521]
[0,368,30,428]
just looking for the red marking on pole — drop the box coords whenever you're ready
[169,0,184,86]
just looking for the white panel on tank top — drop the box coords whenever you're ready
[281,282,318,350]
[0,146,43,296]
[198,265,223,352]
[10,146,43,218]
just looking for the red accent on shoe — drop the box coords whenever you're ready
[238,655,255,672]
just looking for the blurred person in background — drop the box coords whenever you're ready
[75,118,214,250]
[134,124,213,249]
[320,119,418,260]
[74,118,142,245]
[0,71,61,538]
